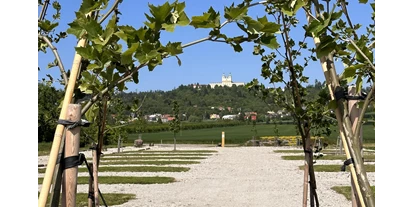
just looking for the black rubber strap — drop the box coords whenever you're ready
[63,155,80,169]
[58,119,91,129]
[304,149,312,154]
[341,158,354,171]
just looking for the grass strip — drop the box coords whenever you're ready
[298,164,375,172]
[39,166,190,173]
[282,154,375,160]
[37,192,135,206]
[331,186,375,201]
[98,160,200,165]
[103,153,212,157]
[122,150,218,153]
[38,176,175,185]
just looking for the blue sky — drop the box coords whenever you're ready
[38,0,374,92]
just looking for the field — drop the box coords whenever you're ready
[127,124,375,145]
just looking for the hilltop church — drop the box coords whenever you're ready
[209,73,245,88]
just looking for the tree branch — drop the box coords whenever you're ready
[354,83,374,140]
[304,7,375,71]
[38,0,50,22]
[340,0,358,40]
[98,0,122,24]
[38,34,68,87]
[81,62,148,115]
[182,0,269,49]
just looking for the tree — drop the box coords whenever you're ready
[169,100,181,151]
[38,83,64,142]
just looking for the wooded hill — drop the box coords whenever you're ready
[116,79,328,119]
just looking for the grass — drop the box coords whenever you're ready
[38,192,135,206]
[39,166,190,173]
[38,176,175,185]
[281,154,375,161]
[127,124,375,145]
[90,156,207,160]
[298,164,375,172]
[122,150,218,153]
[331,186,375,201]
[98,160,200,165]
[103,153,212,157]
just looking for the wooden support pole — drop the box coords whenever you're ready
[88,163,94,207]
[92,145,100,206]
[348,86,363,207]
[49,132,66,207]
[61,104,81,207]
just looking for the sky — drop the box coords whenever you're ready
[38,0,374,92]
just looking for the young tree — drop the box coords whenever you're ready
[169,100,181,151]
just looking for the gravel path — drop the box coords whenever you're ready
[38,146,375,207]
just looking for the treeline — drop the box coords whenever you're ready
[115,79,330,118]
[124,120,246,134]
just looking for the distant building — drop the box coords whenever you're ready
[222,114,238,120]
[209,73,245,88]
[210,114,220,119]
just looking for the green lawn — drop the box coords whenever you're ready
[282,154,375,161]
[122,150,218,153]
[98,160,200,165]
[38,192,135,206]
[331,186,375,201]
[299,164,375,172]
[127,124,375,144]
[89,156,207,160]
[38,166,190,173]
[38,176,175,184]
[103,153,212,157]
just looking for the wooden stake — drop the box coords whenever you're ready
[348,86,363,207]
[61,104,81,207]
[92,145,100,206]
[88,163,94,207]
[49,132,66,207]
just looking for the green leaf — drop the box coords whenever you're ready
[328,100,337,110]
[79,82,93,94]
[257,15,268,25]
[243,16,264,34]
[132,71,139,84]
[190,7,220,29]
[356,46,373,63]
[224,4,248,20]
[175,56,182,66]
[148,1,173,22]
[79,0,101,14]
[261,22,281,33]
[342,64,364,83]
[282,0,306,16]
[165,42,183,56]
[161,23,176,32]
[67,21,85,38]
[114,31,128,42]
[85,103,99,122]
[359,0,368,3]
[316,36,337,58]
[86,63,101,70]
[121,43,139,65]
[38,20,59,31]
[232,44,243,52]
[331,11,343,21]
[176,12,190,26]
[355,75,363,93]
[260,35,279,49]
[75,45,95,60]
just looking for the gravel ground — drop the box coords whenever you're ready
[38,145,375,207]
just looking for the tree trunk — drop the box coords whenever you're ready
[305,9,374,206]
